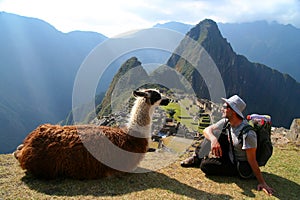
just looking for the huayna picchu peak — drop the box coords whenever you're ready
[167,19,300,128]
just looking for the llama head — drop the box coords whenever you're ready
[133,89,170,106]
[128,89,170,135]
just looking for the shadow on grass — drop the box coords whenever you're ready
[263,172,300,199]
[21,169,231,199]
[206,172,300,199]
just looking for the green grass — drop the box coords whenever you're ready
[163,102,182,120]
[1,143,299,200]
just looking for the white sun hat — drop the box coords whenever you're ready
[222,95,246,119]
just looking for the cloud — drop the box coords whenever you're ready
[0,0,299,36]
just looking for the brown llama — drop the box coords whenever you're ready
[13,89,170,179]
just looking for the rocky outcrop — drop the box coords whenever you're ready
[287,119,300,143]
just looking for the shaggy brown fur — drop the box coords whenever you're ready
[14,124,148,179]
[13,89,169,179]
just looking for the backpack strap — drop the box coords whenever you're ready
[238,125,254,141]
[228,123,253,166]
[221,119,230,133]
[227,123,237,165]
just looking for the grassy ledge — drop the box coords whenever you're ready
[0,143,299,200]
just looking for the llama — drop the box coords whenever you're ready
[13,89,170,179]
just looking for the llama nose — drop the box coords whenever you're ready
[160,98,170,106]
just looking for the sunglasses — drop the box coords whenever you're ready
[222,104,231,109]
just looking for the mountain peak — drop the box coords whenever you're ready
[188,19,220,43]
[117,57,142,75]
[96,57,147,117]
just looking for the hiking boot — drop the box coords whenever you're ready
[180,155,202,168]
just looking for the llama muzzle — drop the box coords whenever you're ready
[160,98,170,106]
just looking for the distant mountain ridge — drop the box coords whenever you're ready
[218,21,300,82]
[0,12,107,153]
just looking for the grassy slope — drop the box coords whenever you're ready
[0,143,299,200]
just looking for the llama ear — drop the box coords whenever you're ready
[133,90,148,98]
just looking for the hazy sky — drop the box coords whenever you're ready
[1,0,299,37]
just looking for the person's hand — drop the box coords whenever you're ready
[257,183,275,195]
[211,138,222,157]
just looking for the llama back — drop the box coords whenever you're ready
[15,124,148,179]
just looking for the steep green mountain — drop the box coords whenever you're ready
[96,57,149,117]
[155,21,300,82]
[0,12,107,153]
[167,19,300,128]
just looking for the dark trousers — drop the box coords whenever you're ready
[199,133,238,176]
